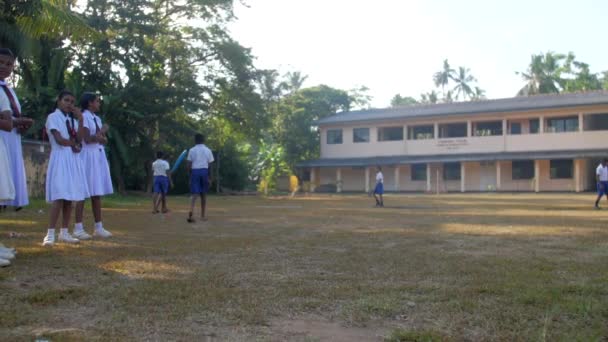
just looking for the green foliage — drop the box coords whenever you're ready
[391,94,419,107]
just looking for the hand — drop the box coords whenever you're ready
[70,106,83,120]
[0,110,11,120]
[101,123,110,134]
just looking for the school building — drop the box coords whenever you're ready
[297,91,608,193]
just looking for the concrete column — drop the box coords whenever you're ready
[310,168,317,192]
[534,160,540,192]
[467,120,472,137]
[336,168,342,193]
[434,122,439,139]
[502,119,507,135]
[578,113,584,132]
[460,162,466,193]
[574,159,581,192]
[539,116,544,133]
[496,161,502,191]
[365,167,370,193]
[426,164,431,192]
[394,166,400,192]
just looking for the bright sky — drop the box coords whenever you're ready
[229,0,608,108]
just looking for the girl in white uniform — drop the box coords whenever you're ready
[0,48,33,210]
[73,92,113,239]
[0,111,17,265]
[42,90,89,246]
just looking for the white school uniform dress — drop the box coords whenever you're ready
[0,80,28,206]
[0,137,15,201]
[80,110,113,196]
[45,109,89,202]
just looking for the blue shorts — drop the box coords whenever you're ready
[597,181,608,195]
[153,176,169,194]
[374,182,384,195]
[190,168,209,194]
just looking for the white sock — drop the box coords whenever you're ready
[47,228,55,237]
[74,222,84,232]
[60,228,68,235]
[95,222,103,231]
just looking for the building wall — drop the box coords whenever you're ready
[320,105,608,159]
[311,158,592,193]
[22,140,50,198]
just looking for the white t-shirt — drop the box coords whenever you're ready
[596,163,608,181]
[152,159,170,177]
[45,109,78,152]
[187,144,214,169]
[376,171,384,183]
[0,81,21,116]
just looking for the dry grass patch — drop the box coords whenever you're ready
[1,193,608,340]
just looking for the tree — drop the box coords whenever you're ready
[420,90,439,104]
[516,52,565,95]
[451,66,477,100]
[390,94,418,107]
[433,59,455,95]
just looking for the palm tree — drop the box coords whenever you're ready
[420,90,439,104]
[516,52,565,96]
[284,71,308,93]
[451,66,477,100]
[471,87,486,101]
[433,59,455,96]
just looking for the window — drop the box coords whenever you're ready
[411,164,427,181]
[510,122,522,135]
[474,121,502,136]
[529,119,540,134]
[353,128,370,143]
[512,160,534,179]
[550,159,573,179]
[327,129,343,144]
[408,125,434,140]
[546,116,578,133]
[439,123,467,138]
[443,162,461,180]
[378,126,403,141]
[584,113,608,131]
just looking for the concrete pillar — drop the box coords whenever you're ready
[336,168,342,193]
[539,116,544,133]
[394,166,400,192]
[534,160,540,192]
[434,122,439,139]
[365,167,370,193]
[426,164,431,192]
[467,120,472,137]
[496,161,502,191]
[502,119,507,136]
[310,168,316,192]
[579,113,584,132]
[460,162,466,193]
[574,159,581,192]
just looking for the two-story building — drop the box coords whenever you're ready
[297,91,608,193]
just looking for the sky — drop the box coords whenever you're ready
[228,0,608,108]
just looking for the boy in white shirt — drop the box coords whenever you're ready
[373,166,384,207]
[594,159,608,209]
[186,133,214,222]
[152,151,173,213]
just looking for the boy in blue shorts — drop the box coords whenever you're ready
[373,165,384,207]
[152,151,172,213]
[594,159,608,209]
[186,133,214,222]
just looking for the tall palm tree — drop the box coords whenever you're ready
[451,66,477,100]
[516,52,565,96]
[433,59,455,96]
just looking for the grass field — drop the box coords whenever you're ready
[1,193,608,341]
